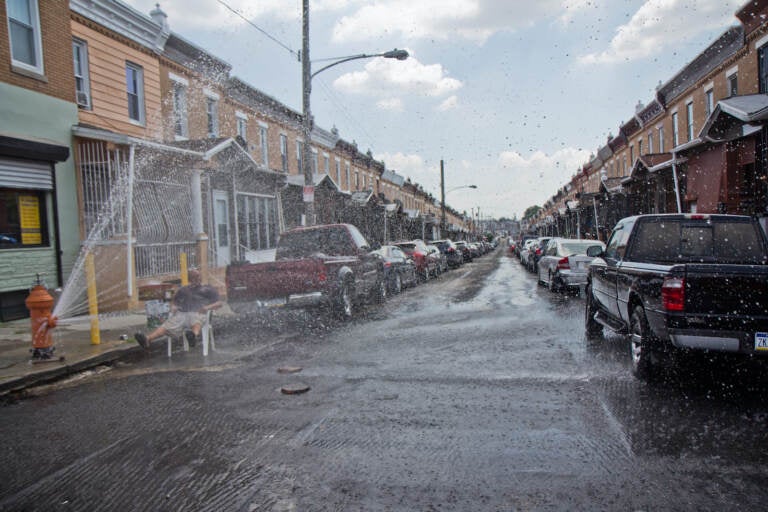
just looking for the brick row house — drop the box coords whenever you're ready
[0,0,469,319]
[531,0,768,241]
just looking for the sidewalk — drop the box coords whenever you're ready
[0,313,148,396]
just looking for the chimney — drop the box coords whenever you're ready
[150,3,169,32]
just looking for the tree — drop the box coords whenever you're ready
[523,205,542,221]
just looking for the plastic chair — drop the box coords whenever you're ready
[165,310,215,357]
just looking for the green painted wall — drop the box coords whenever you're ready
[0,82,79,292]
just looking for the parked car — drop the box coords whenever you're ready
[433,239,464,268]
[537,238,606,293]
[372,245,418,293]
[394,239,437,280]
[454,240,473,262]
[519,238,539,268]
[585,214,768,380]
[426,244,448,275]
[526,237,552,272]
[226,223,386,319]
[516,234,538,257]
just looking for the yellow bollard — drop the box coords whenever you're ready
[85,252,100,345]
[180,252,188,286]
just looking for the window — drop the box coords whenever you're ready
[629,146,634,165]
[345,162,351,190]
[637,140,642,156]
[324,154,330,175]
[6,0,43,74]
[72,39,90,108]
[672,112,679,146]
[280,134,288,172]
[335,160,341,185]
[125,62,145,124]
[172,81,188,138]
[259,125,268,167]
[0,189,48,248]
[648,133,653,154]
[658,126,665,152]
[705,88,714,116]
[686,101,694,141]
[235,114,247,141]
[355,171,359,190]
[296,141,303,172]
[311,151,318,175]
[206,97,218,137]
[728,73,738,96]
[236,194,278,252]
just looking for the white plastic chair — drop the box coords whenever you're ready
[165,310,214,357]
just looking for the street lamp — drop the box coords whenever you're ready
[302,0,408,225]
[439,159,477,238]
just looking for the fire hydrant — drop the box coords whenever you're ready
[26,277,58,361]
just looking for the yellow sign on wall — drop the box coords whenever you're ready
[19,195,41,245]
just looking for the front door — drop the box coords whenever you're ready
[213,190,230,266]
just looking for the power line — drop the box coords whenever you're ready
[215,0,299,60]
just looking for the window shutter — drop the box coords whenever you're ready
[0,158,53,190]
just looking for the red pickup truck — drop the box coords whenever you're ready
[225,224,386,318]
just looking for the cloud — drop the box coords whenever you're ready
[377,98,404,111]
[332,0,564,44]
[579,0,742,65]
[334,53,462,102]
[436,96,459,111]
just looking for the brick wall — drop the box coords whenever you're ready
[0,0,75,103]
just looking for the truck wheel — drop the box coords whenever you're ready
[629,305,657,381]
[374,278,387,303]
[584,285,603,339]
[393,274,402,294]
[336,281,353,318]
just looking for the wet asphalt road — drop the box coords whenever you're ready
[3,247,768,511]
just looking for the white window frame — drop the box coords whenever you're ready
[170,73,188,139]
[335,159,341,185]
[6,0,44,76]
[72,38,91,109]
[657,124,665,153]
[345,162,351,191]
[323,153,330,175]
[235,111,248,142]
[705,87,714,117]
[125,61,145,125]
[726,66,738,97]
[671,111,679,147]
[206,97,219,137]
[259,123,268,167]
[279,133,288,172]
[686,100,694,141]
[647,132,653,154]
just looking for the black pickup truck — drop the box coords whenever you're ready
[584,214,768,380]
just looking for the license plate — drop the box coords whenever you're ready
[755,332,768,351]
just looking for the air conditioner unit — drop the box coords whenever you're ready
[76,91,90,108]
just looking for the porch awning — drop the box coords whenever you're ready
[699,94,768,142]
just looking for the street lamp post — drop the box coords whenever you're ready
[302,0,407,225]
[439,159,477,238]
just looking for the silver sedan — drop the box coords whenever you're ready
[537,238,605,293]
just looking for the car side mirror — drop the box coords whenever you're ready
[586,245,603,258]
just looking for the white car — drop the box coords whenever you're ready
[537,238,606,293]
[518,239,539,268]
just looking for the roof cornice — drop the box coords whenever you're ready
[71,0,170,53]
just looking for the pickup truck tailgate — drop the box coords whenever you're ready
[684,264,768,315]
[226,259,328,301]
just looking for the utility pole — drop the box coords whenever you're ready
[440,160,446,239]
[302,0,314,225]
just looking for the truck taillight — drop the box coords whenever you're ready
[662,277,685,311]
[318,270,327,282]
[556,257,570,270]
[535,248,541,256]
[384,262,391,268]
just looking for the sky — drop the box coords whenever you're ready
[125,0,744,219]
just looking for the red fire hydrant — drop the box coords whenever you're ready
[26,277,58,361]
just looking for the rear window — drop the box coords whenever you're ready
[276,227,354,259]
[559,241,604,256]
[628,220,767,264]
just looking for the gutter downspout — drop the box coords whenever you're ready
[672,150,682,213]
